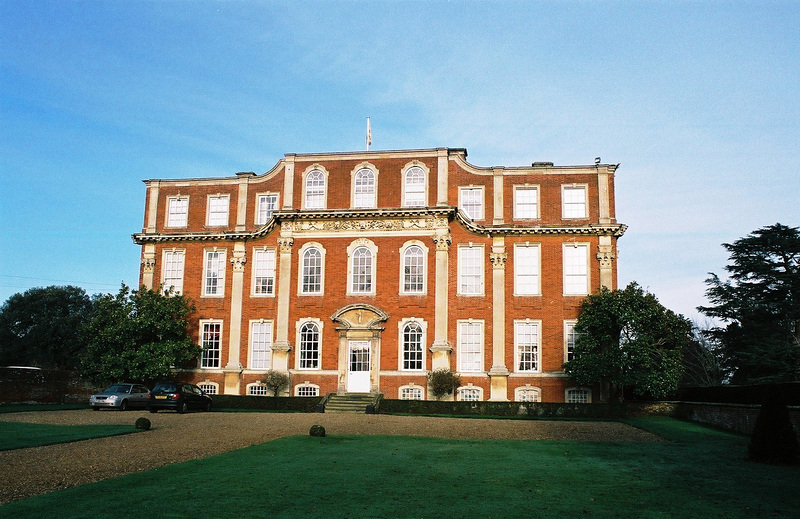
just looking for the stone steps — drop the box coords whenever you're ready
[324,393,376,413]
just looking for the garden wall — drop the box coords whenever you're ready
[0,367,95,404]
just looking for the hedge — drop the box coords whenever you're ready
[376,398,629,419]
[210,394,321,412]
[675,383,800,406]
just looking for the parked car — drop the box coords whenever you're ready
[89,383,151,411]
[148,381,212,413]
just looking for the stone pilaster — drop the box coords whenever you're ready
[224,242,247,395]
[272,234,294,372]
[141,244,156,290]
[488,238,509,401]
[597,237,616,290]
[430,231,452,369]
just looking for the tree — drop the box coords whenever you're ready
[698,223,800,384]
[263,370,289,397]
[427,368,462,400]
[679,323,726,387]
[564,283,693,402]
[0,286,93,369]
[79,284,202,385]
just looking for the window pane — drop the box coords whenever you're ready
[459,247,483,295]
[404,167,425,207]
[201,322,221,368]
[514,245,540,295]
[256,194,278,224]
[351,247,372,293]
[563,186,587,218]
[163,251,184,294]
[299,322,320,369]
[515,187,538,219]
[565,321,578,362]
[297,385,319,397]
[402,323,423,370]
[516,321,539,372]
[250,321,272,369]
[458,322,482,372]
[208,196,229,226]
[563,245,588,295]
[353,169,376,208]
[302,248,322,294]
[305,170,325,209]
[204,251,225,296]
[460,188,483,220]
[253,249,275,295]
[567,389,590,403]
[459,388,481,401]
[167,198,188,227]
[403,246,424,293]
[400,387,423,400]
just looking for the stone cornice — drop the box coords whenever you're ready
[133,207,627,244]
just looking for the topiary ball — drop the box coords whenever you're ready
[309,424,326,437]
[135,417,152,430]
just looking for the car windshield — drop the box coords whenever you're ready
[105,385,131,393]
[153,383,178,392]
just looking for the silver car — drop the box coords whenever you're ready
[89,383,150,411]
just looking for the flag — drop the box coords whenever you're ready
[366,117,372,150]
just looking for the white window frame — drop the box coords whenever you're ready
[247,383,269,396]
[200,320,223,369]
[298,243,325,295]
[563,243,590,296]
[347,239,377,296]
[399,385,424,400]
[564,320,578,363]
[514,320,541,373]
[457,320,484,373]
[458,244,484,296]
[457,385,483,401]
[513,185,539,220]
[566,387,591,403]
[296,318,323,370]
[255,193,279,225]
[166,196,189,228]
[352,164,378,209]
[514,243,540,296]
[249,320,273,370]
[303,167,328,210]
[295,383,320,397]
[402,163,428,208]
[562,185,588,219]
[162,249,185,295]
[197,381,219,395]
[515,386,541,402]
[206,194,230,227]
[400,241,428,295]
[251,247,276,296]
[459,186,484,221]
[398,318,427,371]
[203,249,226,297]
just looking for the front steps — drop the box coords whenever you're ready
[323,393,377,413]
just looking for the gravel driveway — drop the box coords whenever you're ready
[0,409,662,505]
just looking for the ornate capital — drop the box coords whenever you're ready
[432,233,451,252]
[489,252,508,269]
[231,249,247,272]
[596,247,616,268]
[141,256,156,274]
[278,237,294,254]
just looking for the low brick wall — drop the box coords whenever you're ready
[673,401,800,441]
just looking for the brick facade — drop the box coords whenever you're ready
[134,148,625,402]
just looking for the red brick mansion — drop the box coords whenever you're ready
[133,148,625,402]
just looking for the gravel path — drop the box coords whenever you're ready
[0,410,662,505]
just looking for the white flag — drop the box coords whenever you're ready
[366,117,372,150]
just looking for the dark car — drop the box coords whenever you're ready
[89,383,150,411]
[148,382,212,414]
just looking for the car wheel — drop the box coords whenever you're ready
[92,406,99,411]
[204,401,212,412]
[178,401,188,414]
[120,400,128,411]
[149,408,158,414]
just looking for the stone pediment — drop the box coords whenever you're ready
[331,304,389,330]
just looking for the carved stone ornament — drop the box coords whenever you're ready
[596,248,616,268]
[141,257,156,273]
[277,237,294,253]
[231,250,247,272]
[489,252,508,269]
[432,233,452,252]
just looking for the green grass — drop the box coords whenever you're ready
[0,421,138,450]
[1,417,797,518]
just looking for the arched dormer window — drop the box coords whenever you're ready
[403,166,427,207]
[353,167,377,208]
[304,169,326,209]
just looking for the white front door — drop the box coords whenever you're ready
[347,340,371,393]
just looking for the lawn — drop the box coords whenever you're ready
[0,417,797,518]
[0,421,138,451]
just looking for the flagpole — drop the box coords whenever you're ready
[366,117,372,151]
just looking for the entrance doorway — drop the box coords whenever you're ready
[347,340,371,393]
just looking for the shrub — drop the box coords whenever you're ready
[427,369,462,400]
[309,424,326,437]
[264,370,290,397]
[135,417,151,430]
[748,388,799,465]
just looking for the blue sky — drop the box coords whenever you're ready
[1,1,798,322]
